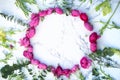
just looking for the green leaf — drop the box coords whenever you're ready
[95,0,112,16]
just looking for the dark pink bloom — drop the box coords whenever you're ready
[23,50,33,60]
[27,45,33,52]
[31,59,40,65]
[90,42,97,52]
[39,10,47,17]
[26,27,36,38]
[54,66,63,77]
[38,63,47,70]
[20,37,30,47]
[62,69,71,77]
[71,64,79,73]
[71,9,80,17]
[89,32,99,43]
[80,13,88,22]
[55,7,63,14]
[84,22,93,31]
[47,8,54,15]
[29,13,39,27]
[80,56,92,69]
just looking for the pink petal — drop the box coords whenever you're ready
[71,9,80,17]
[90,42,97,52]
[23,50,33,60]
[55,7,63,14]
[80,13,88,22]
[38,63,47,70]
[31,59,40,65]
[47,8,54,15]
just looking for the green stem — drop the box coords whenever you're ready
[100,1,120,35]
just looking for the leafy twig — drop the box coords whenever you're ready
[100,1,120,35]
[0,13,28,27]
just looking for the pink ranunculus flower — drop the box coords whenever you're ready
[80,56,92,69]
[84,22,93,31]
[31,59,40,65]
[20,37,30,47]
[39,10,47,17]
[89,32,99,43]
[80,13,88,22]
[55,7,63,14]
[27,45,33,52]
[71,9,80,17]
[62,69,71,77]
[38,63,47,70]
[47,8,54,15]
[23,50,33,60]
[26,27,36,38]
[54,66,63,78]
[90,42,97,52]
[71,64,79,73]
[29,13,39,27]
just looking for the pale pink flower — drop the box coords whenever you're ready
[71,9,80,17]
[80,13,88,22]
[84,22,93,31]
[23,50,33,60]
[55,7,63,14]
[80,56,92,69]
[39,10,47,17]
[26,27,36,38]
[90,42,97,52]
[20,37,30,47]
[31,59,40,65]
[38,63,47,70]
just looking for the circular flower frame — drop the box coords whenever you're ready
[20,7,100,78]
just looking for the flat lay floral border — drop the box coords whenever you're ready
[0,0,120,80]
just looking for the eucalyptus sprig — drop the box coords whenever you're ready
[0,13,28,27]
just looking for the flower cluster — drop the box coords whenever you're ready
[20,7,99,78]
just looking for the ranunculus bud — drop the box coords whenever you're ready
[84,22,93,31]
[89,32,99,43]
[38,63,47,70]
[39,10,47,17]
[90,42,97,52]
[47,8,54,15]
[23,50,33,60]
[80,13,88,22]
[71,9,80,17]
[55,7,63,14]
[80,56,92,69]
[26,27,36,38]
[31,59,40,65]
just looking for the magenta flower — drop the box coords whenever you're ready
[23,50,33,60]
[62,69,71,77]
[84,22,93,31]
[31,59,40,65]
[89,32,100,43]
[20,37,30,47]
[54,66,63,78]
[80,56,92,69]
[90,42,97,52]
[55,7,63,14]
[71,64,79,73]
[38,63,47,70]
[29,13,40,27]
[80,13,88,22]
[71,9,80,17]
[39,10,47,17]
[47,8,54,15]
[26,27,36,38]
[27,45,33,52]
